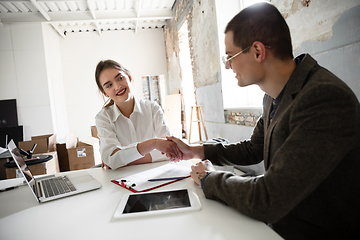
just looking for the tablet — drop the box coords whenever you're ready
[113,188,201,219]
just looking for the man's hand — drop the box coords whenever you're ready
[155,138,183,160]
[190,160,215,185]
[166,136,205,161]
[165,136,193,160]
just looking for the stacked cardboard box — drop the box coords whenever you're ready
[56,133,95,172]
[5,151,59,179]
[19,134,57,154]
[6,134,60,179]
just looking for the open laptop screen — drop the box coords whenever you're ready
[8,139,34,183]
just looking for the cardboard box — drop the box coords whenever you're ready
[32,134,56,152]
[82,136,101,166]
[0,157,8,180]
[56,133,95,172]
[19,134,56,154]
[91,126,99,139]
[56,143,69,172]
[6,163,47,179]
[5,151,59,179]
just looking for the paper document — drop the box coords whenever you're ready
[112,161,193,193]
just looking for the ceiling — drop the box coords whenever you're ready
[0,0,176,37]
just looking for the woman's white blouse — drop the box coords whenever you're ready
[95,98,172,169]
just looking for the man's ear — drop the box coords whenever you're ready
[252,41,267,62]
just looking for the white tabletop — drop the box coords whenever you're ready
[0,160,282,240]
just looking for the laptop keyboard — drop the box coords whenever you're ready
[42,176,76,198]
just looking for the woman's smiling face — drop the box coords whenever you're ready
[99,67,133,104]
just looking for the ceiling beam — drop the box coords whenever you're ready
[29,0,51,21]
[93,21,102,36]
[0,11,173,23]
[134,0,142,34]
[7,0,84,1]
[86,0,96,19]
[50,23,66,38]
[49,16,172,25]
[1,0,175,37]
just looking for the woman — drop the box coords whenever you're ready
[95,60,181,169]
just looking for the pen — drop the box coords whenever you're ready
[148,177,186,182]
[0,186,19,192]
[0,180,26,192]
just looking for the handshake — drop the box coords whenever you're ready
[161,136,215,186]
[160,136,197,161]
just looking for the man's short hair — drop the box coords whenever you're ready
[225,2,293,60]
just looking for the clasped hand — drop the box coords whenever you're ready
[156,138,183,159]
[190,160,215,185]
[164,136,215,185]
[164,136,194,161]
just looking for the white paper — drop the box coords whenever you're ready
[115,161,193,192]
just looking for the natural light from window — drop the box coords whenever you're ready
[220,0,269,109]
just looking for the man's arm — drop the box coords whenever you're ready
[166,116,264,166]
[200,83,360,224]
[203,117,265,166]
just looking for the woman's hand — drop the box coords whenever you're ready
[166,136,205,161]
[155,138,183,160]
[137,138,183,160]
[101,161,111,169]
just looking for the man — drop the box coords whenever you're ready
[167,2,360,239]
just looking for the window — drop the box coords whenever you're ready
[218,0,268,109]
[142,75,166,108]
[178,20,196,139]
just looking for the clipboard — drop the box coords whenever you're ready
[111,161,192,193]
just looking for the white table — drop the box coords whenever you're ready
[0,161,282,240]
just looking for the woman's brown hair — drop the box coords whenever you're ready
[95,60,132,108]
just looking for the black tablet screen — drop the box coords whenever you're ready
[123,189,191,214]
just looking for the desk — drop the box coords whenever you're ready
[0,161,282,240]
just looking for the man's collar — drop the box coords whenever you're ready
[286,53,318,97]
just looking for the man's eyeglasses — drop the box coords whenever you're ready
[222,45,271,69]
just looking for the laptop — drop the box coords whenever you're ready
[7,139,102,202]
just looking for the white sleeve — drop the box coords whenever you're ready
[95,111,143,169]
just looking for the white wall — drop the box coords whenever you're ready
[1,25,168,143]
[58,29,168,141]
[42,23,69,143]
[0,23,53,141]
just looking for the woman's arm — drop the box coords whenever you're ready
[95,105,181,169]
[137,138,182,159]
[96,111,145,169]
[101,149,152,169]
